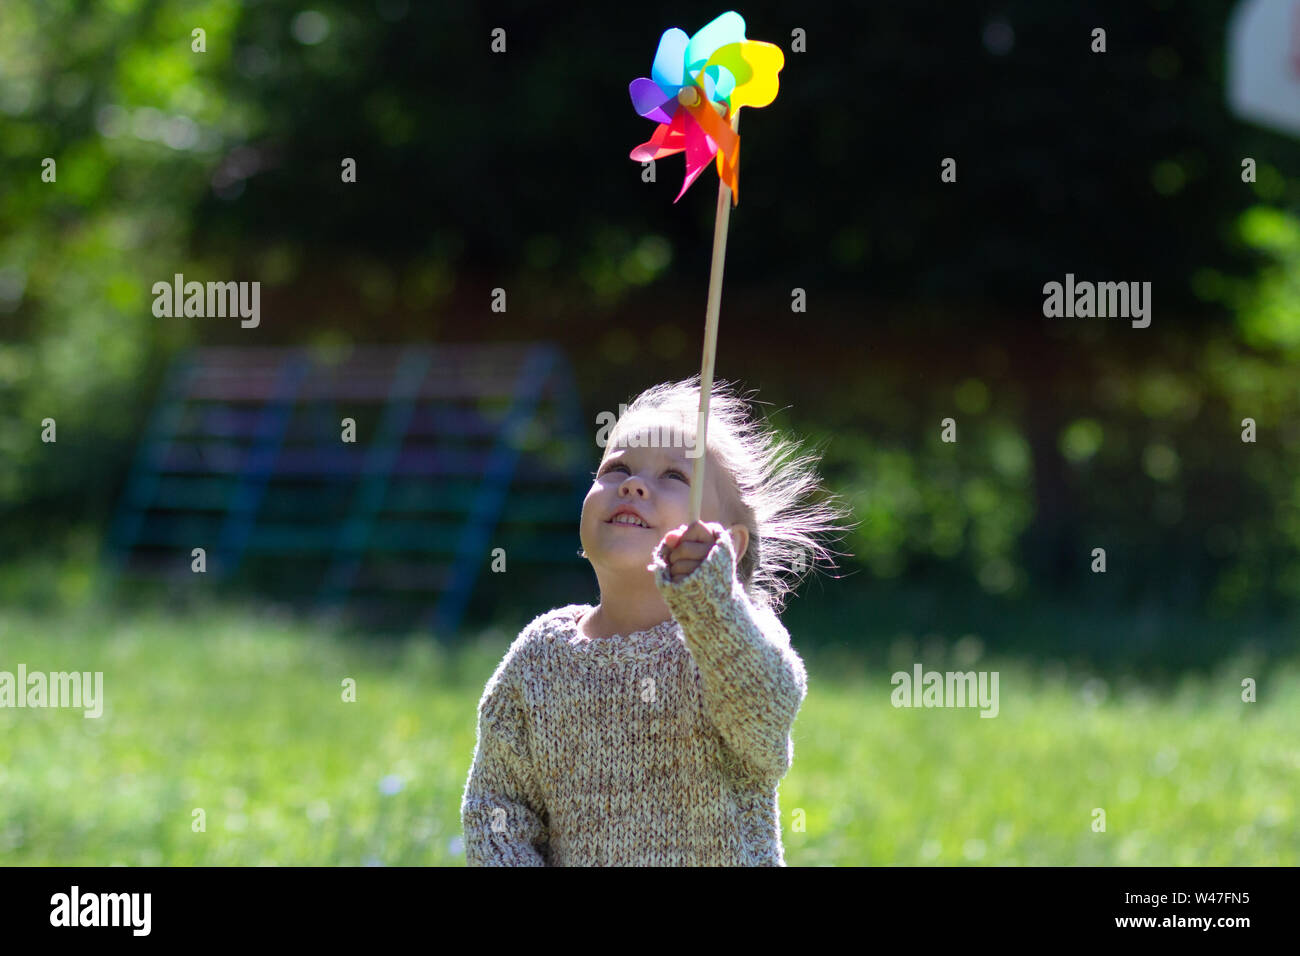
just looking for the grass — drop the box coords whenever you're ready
[0,601,1296,865]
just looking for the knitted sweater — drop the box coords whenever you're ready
[459,527,808,866]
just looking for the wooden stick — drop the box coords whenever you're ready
[688,111,739,525]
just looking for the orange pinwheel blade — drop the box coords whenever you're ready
[715,134,739,205]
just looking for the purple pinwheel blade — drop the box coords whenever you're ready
[629,77,675,124]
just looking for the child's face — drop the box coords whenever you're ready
[580,429,736,576]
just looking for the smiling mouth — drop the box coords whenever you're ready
[607,515,651,529]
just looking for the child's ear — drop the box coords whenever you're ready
[727,524,749,563]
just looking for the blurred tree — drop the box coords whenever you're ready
[1,0,1298,622]
[0,0,246,547]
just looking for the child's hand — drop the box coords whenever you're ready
[656,520,724,583]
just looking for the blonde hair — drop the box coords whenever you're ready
[602,375,856,615]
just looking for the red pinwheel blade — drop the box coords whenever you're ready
[630,110,687,161]
[674,113,718,203]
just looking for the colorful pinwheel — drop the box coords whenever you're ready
[628,11,784,205]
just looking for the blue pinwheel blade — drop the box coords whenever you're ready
[651,27,690,90]
[685,11,746,72]
[703,63,735,101]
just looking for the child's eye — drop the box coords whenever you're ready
[596,463,686,481]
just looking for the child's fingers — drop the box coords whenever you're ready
[669,558,701,580]
[668,540,711,563]
[661,524,691,548]
[681,520,718,545]
[659,523,719,576]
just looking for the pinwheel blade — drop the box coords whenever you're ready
[674,153,714,203]
[716,132,740,205]
[703,42,752,90]
[702,63,736,102]
[674,114,718,202]
[687,97,736,160]
[698,71,717,104]
[729,40,784,111]
[629,77,675,123]
[651,27,690,90]
[684,11,746,71]
[685,109,719,161]
[629,110,688,162]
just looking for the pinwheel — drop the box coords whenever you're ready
[627,11,784,522]
[628,10,784,206]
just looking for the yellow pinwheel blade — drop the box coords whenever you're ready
[705,39,784,113]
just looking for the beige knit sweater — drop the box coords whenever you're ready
[459,527,808,866]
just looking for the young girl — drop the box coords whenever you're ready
[460,375,851,865]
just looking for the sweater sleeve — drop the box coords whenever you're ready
[460,643,550,866]
[650,527,808,785]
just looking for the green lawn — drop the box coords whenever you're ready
[0,604,1295,865]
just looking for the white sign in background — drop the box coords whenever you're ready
[1227,0,1300,138]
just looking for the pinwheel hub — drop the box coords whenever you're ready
[677,86,701,107]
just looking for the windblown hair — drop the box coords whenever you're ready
[603,375,856,616]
